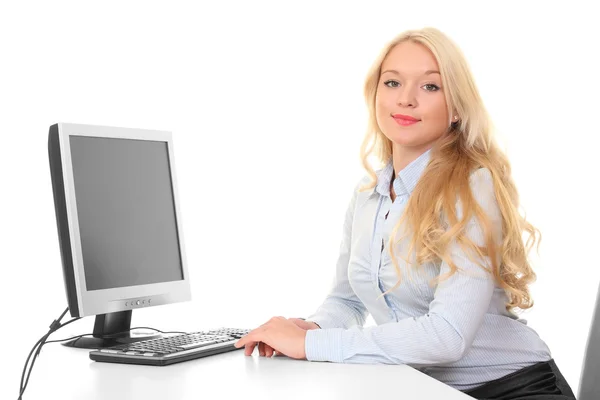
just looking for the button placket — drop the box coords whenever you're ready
[377,196,396,313]
[378,246,396,318]
[381,191,407,321]
[371,195,390,290]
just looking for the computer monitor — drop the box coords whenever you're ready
[48,123,191,349]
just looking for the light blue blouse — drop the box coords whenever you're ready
[304,148,551,391]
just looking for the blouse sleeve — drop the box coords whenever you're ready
[305,168,502,365]
[304,177,370,330]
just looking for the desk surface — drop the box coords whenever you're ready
[18,345,474,400]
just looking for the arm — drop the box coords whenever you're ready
[305,168,501,365]
[304,177,370,330]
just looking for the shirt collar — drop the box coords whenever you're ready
[374,148,432,197]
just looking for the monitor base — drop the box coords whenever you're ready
[61,310,163,349]
[62,332,162,349]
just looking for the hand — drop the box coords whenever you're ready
[238,317,320,357]
[234,316,309,359]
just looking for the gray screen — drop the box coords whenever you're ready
[70,136,183,291]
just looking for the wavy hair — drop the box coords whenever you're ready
[359,27,540,312]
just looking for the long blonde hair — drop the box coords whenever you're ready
[359,27,540,312]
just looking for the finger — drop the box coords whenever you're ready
[264,343,274,357]
[244,341,257,356]
[235,329,261,348]
[258,341,265,356]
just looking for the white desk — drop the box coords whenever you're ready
[18,345,474,399]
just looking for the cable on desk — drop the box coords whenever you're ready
[18,307,80,400]
[17,308,189,400]
[44,327,188,344]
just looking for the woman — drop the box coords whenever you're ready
[234,27,576,399]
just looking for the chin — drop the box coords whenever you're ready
[388,131,424,147]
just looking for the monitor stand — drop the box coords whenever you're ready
[62,310,162,349]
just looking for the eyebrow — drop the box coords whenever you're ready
[381,69,440,76]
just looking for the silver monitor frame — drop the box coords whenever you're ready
[51,122,191,317]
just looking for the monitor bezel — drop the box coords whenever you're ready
[55,122,191,317]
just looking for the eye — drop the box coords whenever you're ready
[383,80,399,88]
[423,84,440,92]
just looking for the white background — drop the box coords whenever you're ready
[1,1,598,398]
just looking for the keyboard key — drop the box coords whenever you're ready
[176,339,217,350]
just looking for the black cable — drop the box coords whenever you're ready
[20,316,81,399]
[18,308,188,400]
[19,308,68,397]
[20,317,81,397]
[44,327,187,344]
[18,306,77,400]
[118,326,188,336]
[18,337,44,398]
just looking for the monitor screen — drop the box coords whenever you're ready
[69,136,183,291]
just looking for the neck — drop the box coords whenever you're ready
[391,142,433,176]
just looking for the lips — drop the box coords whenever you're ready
[392,113,420,126]
[394,118,418,126]
[392,113,420,121]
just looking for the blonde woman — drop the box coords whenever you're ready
[234,27,576,399]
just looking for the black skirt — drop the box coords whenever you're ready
[462,359,576,400]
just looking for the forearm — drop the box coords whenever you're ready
[305,312,467,366]
[305,293,368,330]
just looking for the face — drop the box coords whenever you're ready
[375,41,451,152]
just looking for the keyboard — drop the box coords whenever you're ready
[89,328,251,366]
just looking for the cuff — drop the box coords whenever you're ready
[303,314,333,330]
[304,328,344,362]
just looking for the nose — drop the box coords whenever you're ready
[396,84,417,107]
